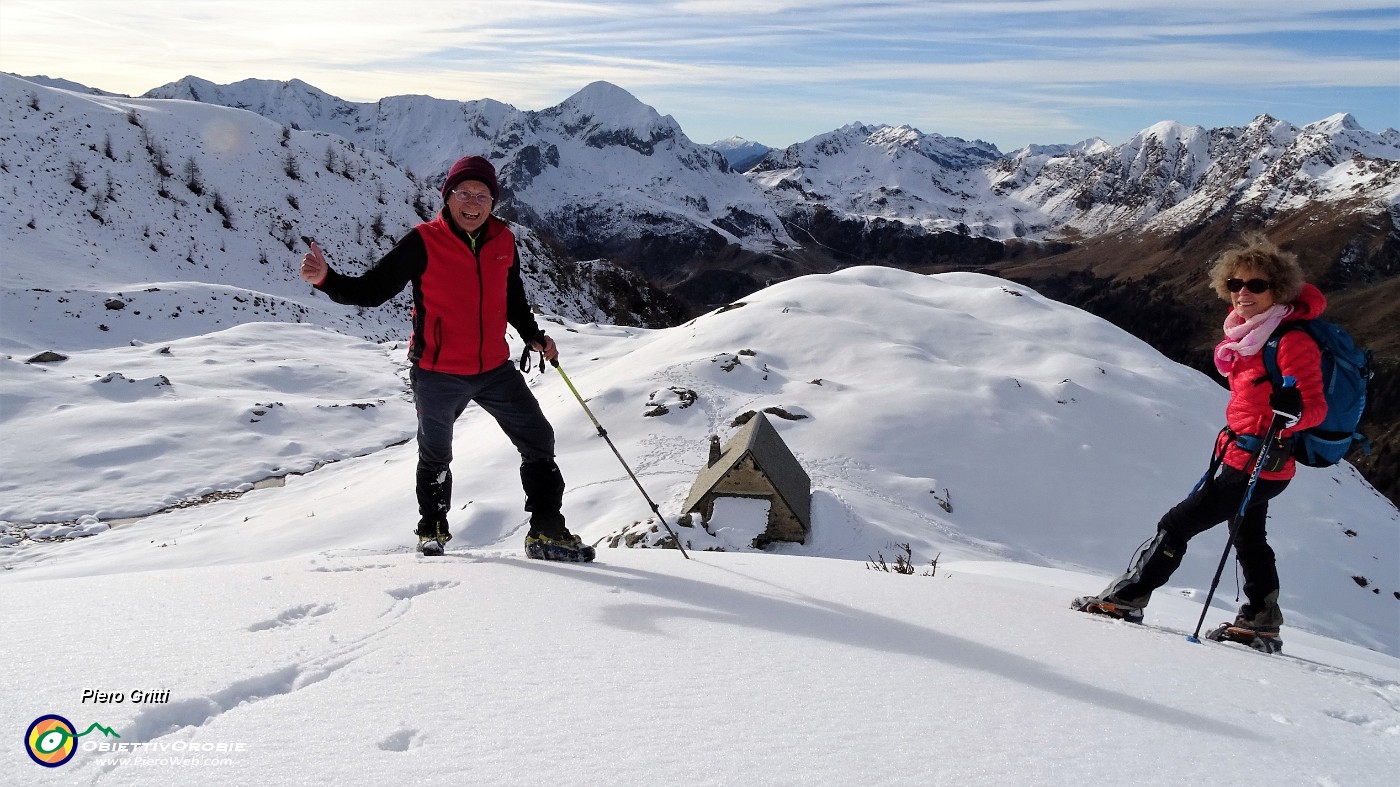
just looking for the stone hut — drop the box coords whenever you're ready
[682,411,811,545]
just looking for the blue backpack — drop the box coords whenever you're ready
[1262,319,1373,468]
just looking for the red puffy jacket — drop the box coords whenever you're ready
[1218,283,1328,480]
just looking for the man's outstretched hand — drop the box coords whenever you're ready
[300,240,328,285]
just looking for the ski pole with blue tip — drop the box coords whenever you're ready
[1187,376,1296,643]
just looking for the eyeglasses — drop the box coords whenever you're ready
[449,190,493,205]
[1226,278,1272,294]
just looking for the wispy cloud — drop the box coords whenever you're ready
[2,0,1396,148]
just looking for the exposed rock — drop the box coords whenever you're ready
[731,407,808,427]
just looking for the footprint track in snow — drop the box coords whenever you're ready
[385,579,459,601]
[378,727,428,751]
[247,602,336,632]
[310,561,396,573]
[85,581,462,778]
[1323,708,1400,735]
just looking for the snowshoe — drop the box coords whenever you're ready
[415,520,452,557]
[525,532,596,563]
[1071,595,1144,624]
[1205,623,1283,654]
[418,534,450,557]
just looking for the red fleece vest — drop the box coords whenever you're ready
[415,216,516,375]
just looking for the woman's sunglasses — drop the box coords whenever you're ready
[1226,278,1272,294]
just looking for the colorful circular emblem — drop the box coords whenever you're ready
[25,714,77,768]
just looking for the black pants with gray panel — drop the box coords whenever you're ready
[410,362,567,539]
[1098,465,1290,628]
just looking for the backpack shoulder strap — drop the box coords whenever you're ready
[1261,320,1313,389]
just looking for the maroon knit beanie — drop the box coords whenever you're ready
[441,155,499,200]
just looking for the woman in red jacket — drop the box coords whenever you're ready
[1073,234,1326,652]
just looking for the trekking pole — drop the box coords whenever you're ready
[1186,377,1296,643]
[551,360,691,559]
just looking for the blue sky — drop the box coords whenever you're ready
[2,0,1397,151]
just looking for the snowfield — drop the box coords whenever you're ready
[4,550,1398,786]
[3,267,1397,785]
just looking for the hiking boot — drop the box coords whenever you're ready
[1206,623,1283,654]
[1071,595,1145,624]
[415,520,452,557]
[1234,597,1284,634]
[525,532,596,563]
[1233,614,1281,636]
[1208,601,1284,653]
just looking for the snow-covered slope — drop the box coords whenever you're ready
[4,259,1397,784]
[3,548,1396,785]
[0,323,418,526]
[4,268,1395,656]
[0,74,675,355]
[9,73,118,96]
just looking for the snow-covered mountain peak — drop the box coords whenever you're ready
[868,123,922,147]
[1307,112,1364,133]
[1010,138,1110,161]
[552,80,673,137]
[709,136,773,172]
[761,120,1002,175]
[563,80,646,112]
[1238,113,1300,148]
[1079,137,1113,155]
[712,135,758,148]
[144,75,366,143]
[1295,111,1400,160]
[1133,119,1207,147]
[863,124,1003,170]
[817,121,880,149]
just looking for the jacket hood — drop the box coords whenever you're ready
[1288,282,1327,321]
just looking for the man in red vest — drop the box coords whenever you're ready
[299,155,593,561]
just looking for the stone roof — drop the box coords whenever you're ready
[683,411,811,527]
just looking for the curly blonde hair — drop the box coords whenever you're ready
[1208,232,1305,303]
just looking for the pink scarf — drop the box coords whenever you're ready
[1213,304,1293,376]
